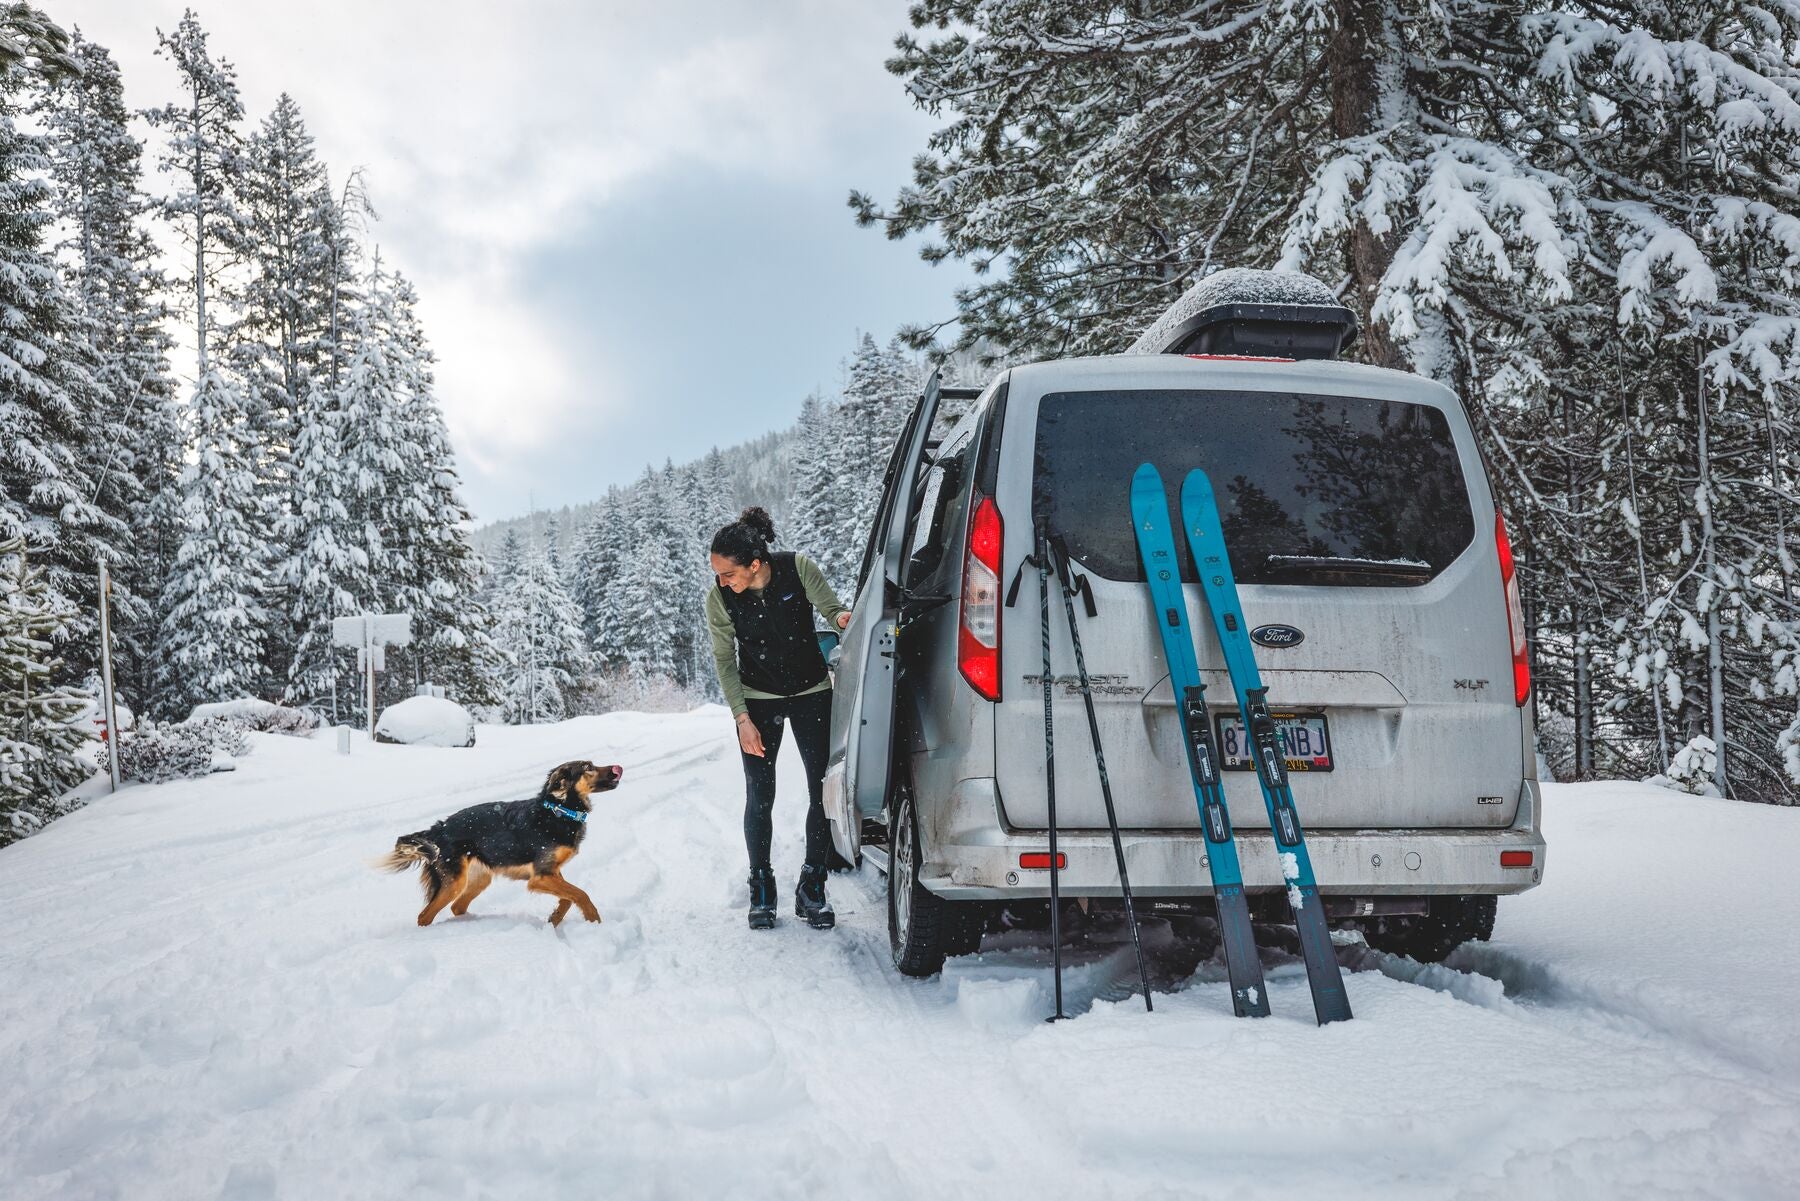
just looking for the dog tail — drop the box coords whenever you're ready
[375,832,449,902]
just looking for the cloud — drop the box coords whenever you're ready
[65,1,958,519]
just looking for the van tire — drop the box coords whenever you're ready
[1364,894,1497,963]
[888,782,986,976]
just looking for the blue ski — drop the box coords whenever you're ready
[1130,464,1269,1019]
[1180,468,1353,1025]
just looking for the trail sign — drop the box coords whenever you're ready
[332,613,413,738]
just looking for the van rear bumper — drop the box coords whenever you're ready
[916,779,1545,901]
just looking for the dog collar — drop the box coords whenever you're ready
[541,799,588,823]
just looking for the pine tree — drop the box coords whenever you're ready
[787,391,848,593]
[146,10,270,714]
[830,334,917,590]
[0,537,88,847]
[571,489,626,667]
[234,93,344,691]
[606,466,682,683]
[0,12,118,693]
[490,542,588,723]
[38,29,180,710]
[383,269,498,706]
[279,373,364,711]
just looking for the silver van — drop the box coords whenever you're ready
[822,323,1544,977]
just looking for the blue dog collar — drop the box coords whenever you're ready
[542,799,588,823]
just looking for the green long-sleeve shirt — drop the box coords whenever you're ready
[706,552,851,717]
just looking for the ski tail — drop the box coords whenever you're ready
[1180,467,1352,1025]
[1130,462,1270,1019]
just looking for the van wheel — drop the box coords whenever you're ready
[1363,895,1497,963]
[888,782,986,976]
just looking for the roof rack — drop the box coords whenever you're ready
[938,386,983,401]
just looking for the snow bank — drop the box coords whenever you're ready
[374,695,476,747]
[1127,266,1344,354]
[187,697,284,725]
[2,714,1796,1200]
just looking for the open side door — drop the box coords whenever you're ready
[822,372,944,863]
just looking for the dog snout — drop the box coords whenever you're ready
[599,764,623,789]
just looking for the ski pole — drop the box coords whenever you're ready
[1035,521,1066,1021]
[1050,536,1153,1013]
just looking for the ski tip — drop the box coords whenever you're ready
[1132,462,1164,489]
[1180,467,1219,507]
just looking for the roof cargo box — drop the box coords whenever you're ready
[1128,267,1358,361]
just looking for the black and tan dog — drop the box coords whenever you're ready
[380,760,623,927]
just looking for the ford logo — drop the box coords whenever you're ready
[1250,624,1305,648]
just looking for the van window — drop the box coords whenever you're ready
[905,435,971,588]
[1034,389,1475,586]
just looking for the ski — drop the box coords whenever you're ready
[1179,468,1353,1026]
[1130,463,1270,1019]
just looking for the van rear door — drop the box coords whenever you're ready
[993,376,1524,835]
[822,374,943,862]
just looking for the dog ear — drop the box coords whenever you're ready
[545,762,573,799]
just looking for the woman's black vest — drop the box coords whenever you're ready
[719,552,829,697]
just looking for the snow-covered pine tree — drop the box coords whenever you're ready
[38,29,180,711]
[1494,2,1800,800]
[0,537,88,847]
[333,258,421,611]
[831,334,917,591]
[278,373,365,713]
[490,541,588,723]
[383,269,499,706]
[0,12,121,694]
[571,489,625,666]
[786,391,848,594]
[146,10,271,714]
[233,93,345,692]
[606,466,682,684]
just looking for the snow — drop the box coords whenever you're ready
[188,697,285,725]
[374,695,476,747]
[1127,267,1343,355]
[4,709,1798,1200]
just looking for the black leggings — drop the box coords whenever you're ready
[741,689,833,873]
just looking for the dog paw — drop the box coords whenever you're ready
[585,911,603,924]
[417,914,434,927]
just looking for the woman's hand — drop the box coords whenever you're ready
[836,611,851,630]
[736,712,765,758]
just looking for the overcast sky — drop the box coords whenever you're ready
[62,0,966,524]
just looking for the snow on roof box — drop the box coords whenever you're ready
[1128,267,1358,360]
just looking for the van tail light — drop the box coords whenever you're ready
[1495,512,1530,706]
[959,494,1003,700]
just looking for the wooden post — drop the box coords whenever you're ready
[98,559,122,792]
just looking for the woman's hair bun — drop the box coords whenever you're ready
[738,506,775,545]
[710,505,777,568]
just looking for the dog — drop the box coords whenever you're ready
[379,759,623,927]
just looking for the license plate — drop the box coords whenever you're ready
[1216,711,1334,772]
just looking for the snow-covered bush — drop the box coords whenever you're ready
[570,668,705,716]
[1779,718,1800,792]
[1650,736,1722,798]
[186,698,319,736]
[100,722,220,784]
[1535,708,1578,783]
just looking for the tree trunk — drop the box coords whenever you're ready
[1329,0,1405,369]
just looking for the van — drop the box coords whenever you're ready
[821,299,1544,977]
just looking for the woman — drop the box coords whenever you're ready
[706,507,852,931]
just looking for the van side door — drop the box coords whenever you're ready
[822,372,944,861]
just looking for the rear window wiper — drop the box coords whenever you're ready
[1264,554,1433,584]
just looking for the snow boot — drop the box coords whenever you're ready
[794,865,836,929]
[747,868,777,930]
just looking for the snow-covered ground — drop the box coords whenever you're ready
[3,709,1796,1201]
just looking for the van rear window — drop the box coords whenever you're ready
[1034,389,1475,586]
